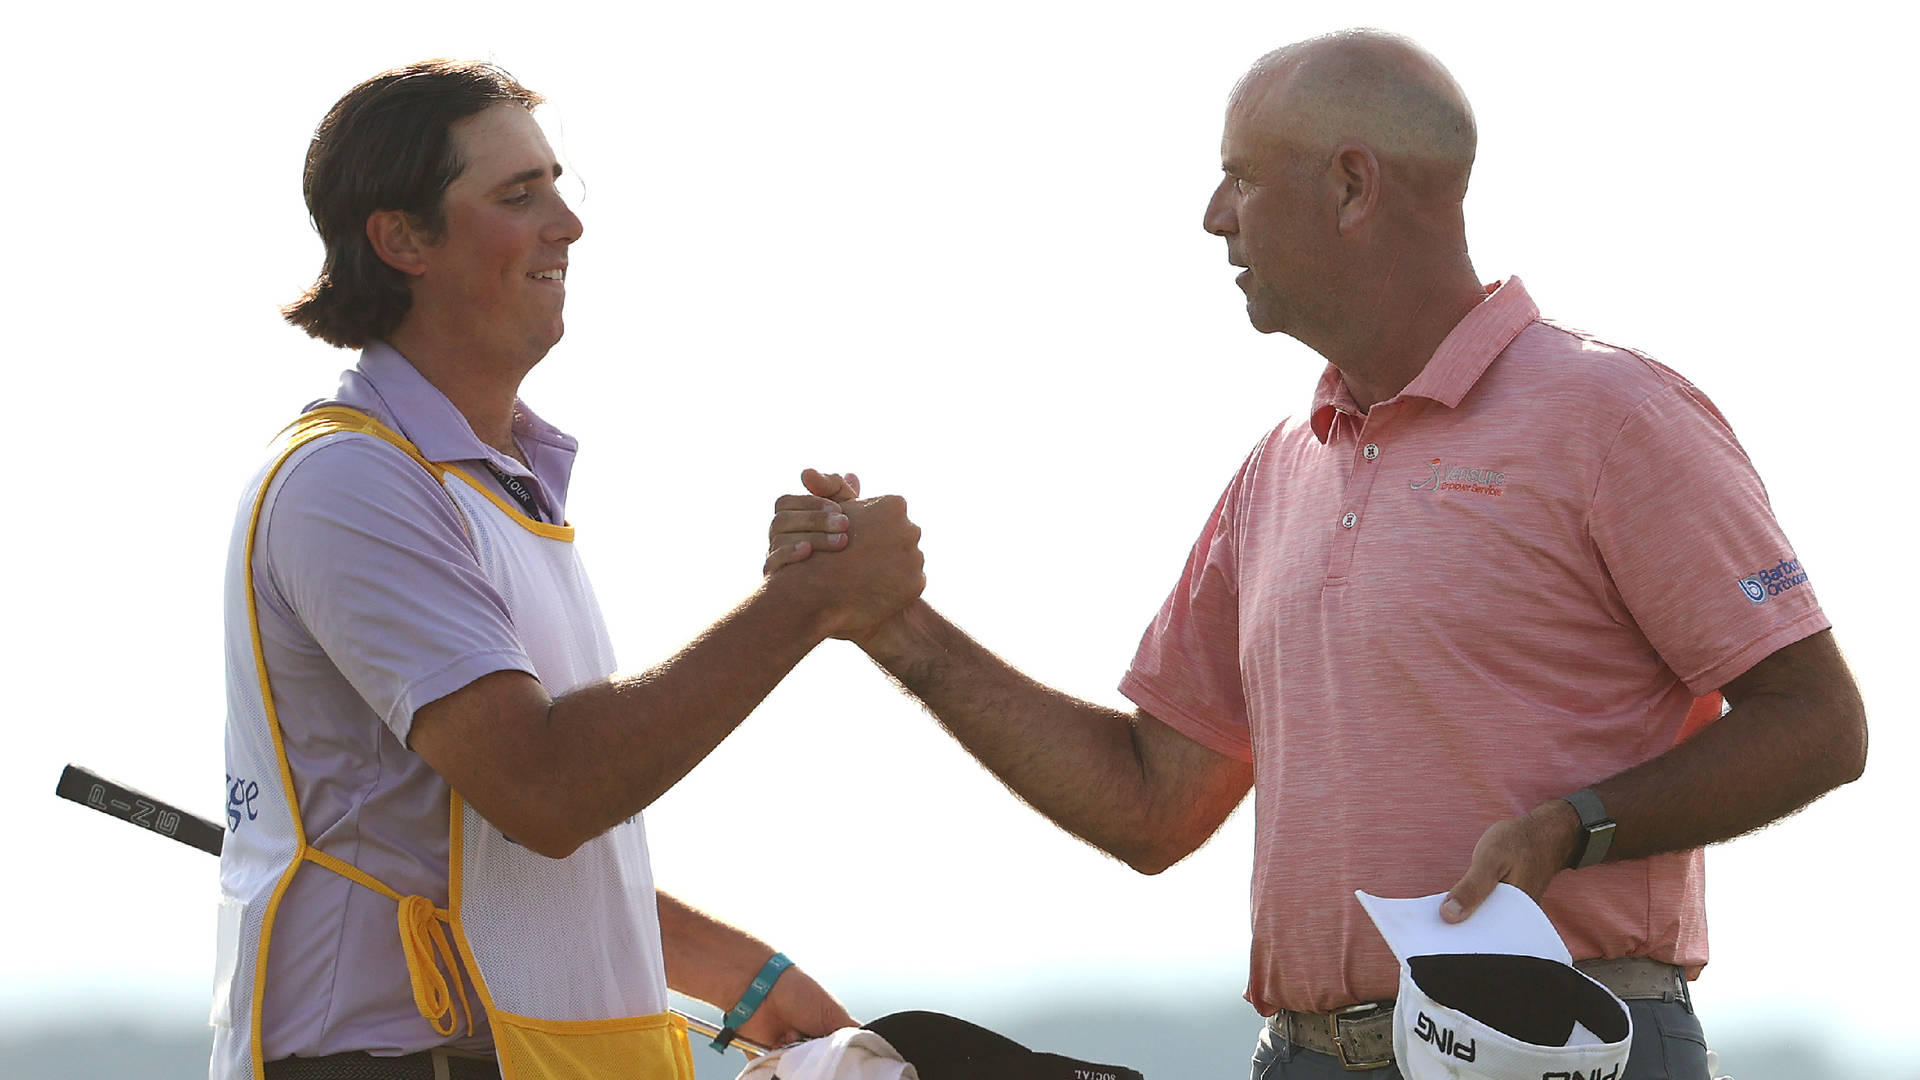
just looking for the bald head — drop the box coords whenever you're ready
[1205,29,1488,371]
[1232,29,1476,201]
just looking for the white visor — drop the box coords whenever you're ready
[1356,885,1633,1080]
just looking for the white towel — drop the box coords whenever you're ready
[735,1027,920,1080]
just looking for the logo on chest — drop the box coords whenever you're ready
[1410,457,1507,497]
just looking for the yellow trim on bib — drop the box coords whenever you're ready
[242,406,643,1078]
[238,408,472,1075]
[286,407,573,540]
[240,417,346,1077]
[279,407,449,480]
[443,465,576,541]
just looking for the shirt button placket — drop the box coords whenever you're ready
[1343,443,1376,529]
[1326,419,1380,584]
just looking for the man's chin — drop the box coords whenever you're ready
[1245,302,1283,335]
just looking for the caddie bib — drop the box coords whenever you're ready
[212,408,693,1080]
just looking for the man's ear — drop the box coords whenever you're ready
[366,209,432,276]
[1329,142,1381,235]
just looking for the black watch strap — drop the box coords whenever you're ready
[1562,788,1616,870]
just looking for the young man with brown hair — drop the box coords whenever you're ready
[216,59,923,1080]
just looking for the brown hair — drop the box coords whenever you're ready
[282,60,543,348]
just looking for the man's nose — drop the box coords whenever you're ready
[549,197,584,245]
[1203,177,1236,236]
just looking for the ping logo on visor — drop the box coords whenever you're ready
[1356,886,1634,1080]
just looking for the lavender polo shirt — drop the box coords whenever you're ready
[239,342,579,1058]
[1121,278,1828,1016]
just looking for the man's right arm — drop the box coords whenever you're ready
[853,599,1252,874]
[326,464,929,859]
[766,469,1251,873]
[407,532,913,859]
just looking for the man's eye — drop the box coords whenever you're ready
[505,191,533,206]
[1233,177,1250,194]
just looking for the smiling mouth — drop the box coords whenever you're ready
[529,268,566,282]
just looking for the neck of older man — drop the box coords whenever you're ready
[1314,236,1485,414]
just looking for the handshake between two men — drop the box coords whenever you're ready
[761,468,929,651]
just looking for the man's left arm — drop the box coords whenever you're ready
[1443,629,1864,919]
[657,891,855,1047]
[1444,381,1868,921]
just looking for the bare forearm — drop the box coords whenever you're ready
[415,492,925,858]
[1591,633,1866,860]
[549,585,826,832]
[1443,631,1866,922]
[863,601,1247,872]
[657,891,775,1007]
[656,890,854,1042]
[417,577,830,857]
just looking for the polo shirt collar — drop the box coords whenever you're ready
[1308,276,1540,444]
[332,341,579,469]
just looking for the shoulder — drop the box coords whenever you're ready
[1516,319,1696,398]
[1489,319,1730,440]
[258,430,467,558]
[1243,411,1334,481]
[269,429,444,504]
[1225,415,1306,495]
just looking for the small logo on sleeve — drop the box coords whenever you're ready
[1738,557,1808,604]
[1410,458,1506,497]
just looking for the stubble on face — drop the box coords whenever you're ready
[1216,64,1325,337]
[415,105,579,372]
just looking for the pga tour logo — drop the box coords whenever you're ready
[1738,557,1809,605]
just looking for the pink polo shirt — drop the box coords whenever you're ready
[1119,278,1827,1015]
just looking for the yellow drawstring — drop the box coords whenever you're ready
[397,894,475,1038]
[301,848,473,1036]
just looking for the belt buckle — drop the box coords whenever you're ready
[1327,1002,1392,1071]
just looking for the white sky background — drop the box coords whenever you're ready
[4,0,1914,1063]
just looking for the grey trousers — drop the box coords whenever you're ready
[1249,998,1711,1080]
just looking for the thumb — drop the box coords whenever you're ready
[801,468,861,501]
[1441,856,1500,924]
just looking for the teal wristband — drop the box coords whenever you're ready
[710,952,793,1052]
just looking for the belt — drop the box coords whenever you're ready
[1268,957,1687,1071]
[263,1049,501,1080]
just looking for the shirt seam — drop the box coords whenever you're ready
[314,725,389,1042]
[390,647,539,737]
[1118,672,1254,764]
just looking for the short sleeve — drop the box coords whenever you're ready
[256,435,537,741]
[1587,384,1829,695]
[1119,460,1254,763]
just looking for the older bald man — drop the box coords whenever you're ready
[769,29,1864,1080]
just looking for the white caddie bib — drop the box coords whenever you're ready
[212,408,692,1080]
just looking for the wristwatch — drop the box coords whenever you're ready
[1561,788,1616,870]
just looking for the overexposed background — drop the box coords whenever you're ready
[4,2,1912,1077]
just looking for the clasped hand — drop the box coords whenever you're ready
[764,469,924,642]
